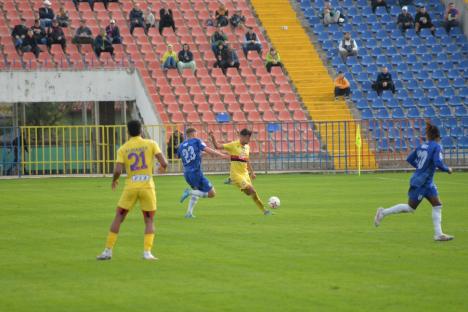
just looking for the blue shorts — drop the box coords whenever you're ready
[408,184,438,202]
[184,170,213,193]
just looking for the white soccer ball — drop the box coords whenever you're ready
[268,196,281,209]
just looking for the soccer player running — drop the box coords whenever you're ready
[374,122,454,241]
[209,129,272,216]
[178,127,229,218]
[97,120,168,261]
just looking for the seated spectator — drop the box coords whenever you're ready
[210,26,227,54]
[46,19,67,53]
[399,0,413,6]
[214,42,240,75]
[371,0,389,14]
[206,13,216,27]
[72,20,94,45]
[167,130,183,160]
[72,0,97,11]
[129,4,144,35]
[94,29,114,59]
[334,72,350,100]
[397,6,414,33]
[31,19,48,45]
[106,19,122,44]
[321,1,344,26]
[177,44,196,74]
[159,3,176,35]
[242,27,262,57]
[161,44,178,71]
[230,10,246,28]
[444,2,459,34]
[144,6,156,35]
[338,32,358,64]
[265,47,283,73]
[20,29,41,58]
[39,0,54,28]
[415,4,435,36]
[11,18,29,51]
[215,4,229,27]
[372,67,396,96]
[56,7,69,27]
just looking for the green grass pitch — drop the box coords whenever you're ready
[0,172,467,312]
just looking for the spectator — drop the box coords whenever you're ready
[161,44,178,71]
[167,130,183,160]
[11,18,29,51]
[129,3,144,35]
[230,10,246,28]
[46,19,67,53]
[372,67,396,96]
[144,6,156,35]
[371,0,389,14]
[334,72,350,100]
[444,2,459,34]
[39,0,54,28]
[210,26,227,54]
[72,0,96,11]
[206,13,216,27]
[397,6,414,33]
[72,20,94,45]
[159,3,176,35]
[94,29,114,59]
[105,19,122,44]
[242,27,262,57]
[265,47,283,73]
[338,32,358,64]
[321,1,344,26]
[20,29,42,58]
[215,4,229,27]
[214,42,240,75]
[399,0,413,6]
[177,44,196,74]
[56,7,69,27]
[415,4,435,36]
[31,19,48,45]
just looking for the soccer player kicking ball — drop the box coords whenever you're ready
[178,127,230,218]
[97,120,168,261]
[374,122,454,241]
[209,129,272,216]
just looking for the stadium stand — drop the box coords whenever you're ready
[298,0,467,154]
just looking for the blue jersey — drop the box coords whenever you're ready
[406,141,449,187]
[177,138,206,172]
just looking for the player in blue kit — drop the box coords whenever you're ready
[374,122,454,241]
[178,128,228,218]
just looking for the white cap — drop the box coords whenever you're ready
[43,0,51,5]
[402,6,408,11]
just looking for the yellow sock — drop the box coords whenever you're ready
[251,191,266,212]
[144,233,155,252]
[105,231,118,249]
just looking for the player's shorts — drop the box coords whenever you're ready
[117,188,157,211]
[408,184,438,202]
[184,170,213,193]
[231,173,252,191]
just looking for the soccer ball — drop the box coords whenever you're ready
[268,196,281,209]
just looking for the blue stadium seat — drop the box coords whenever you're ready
[395,139,407,151]
[406,80,419,92]
[418,98,431,108]
[439,106,452,117]
[402,98,415,108]
[427,88,439,100]
[361,109,374,119]
[404,128,415,139]
[372,98,385,109]
[444,117,457,129]
[391,107,405,118]
[388,127,400,139]
[356,72,369,83]
[447,69,462,79]
[437,78,450,88]
[372,129,384,139]
[386,99,400,109]
[459,137,468,148]
[430,117,443,128]
[455,106,467,117]
[407,107,420,118]
[422,79,435,91]
[450,127,464,138]
[423,107,436,118]
[410,137,422,148]
[356,99,369,110]
[448,96,462,107]
[377,108,390,119]
[453,78,465,89]
[433,96,446,107]
[441,137,455,149]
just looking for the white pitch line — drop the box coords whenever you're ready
[376,176,468,186]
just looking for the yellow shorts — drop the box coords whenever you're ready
[231,174,252,191]
[117,188,157,211]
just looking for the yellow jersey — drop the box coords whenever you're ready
[223,140,250,177]
[116,136,161,190]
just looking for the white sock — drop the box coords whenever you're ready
[382,204,414,216]
[190,190,208,198]
[187,195,198,215]
[432,205,442,237]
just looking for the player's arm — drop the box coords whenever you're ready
[209,131,223,150]
[204,146,230,159]
[406,149,418,168]
[155,153,168,173]
[434,146,452,174]
[112,162,123,191]
[247,160,256,179]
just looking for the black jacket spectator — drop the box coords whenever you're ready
[373,68,396,96]
[415,6,435,35]
[94,32,114,58]
[21,30,41,58]
[47,21,67,52]
[397,8,414,32]
[159,7,176,35]
[371,0,389,14]
[215,44,239,74]
[56,8,70,28]
[178,50,193,63]
[230,11,245,28]
[39,7,54,20]
[215,5,229,27]
[11,21,29,48]
[167,130,183,159]
[129,6,144,35]
[31,20,48,45]
[106,21,122,44]
[72,22,94,45]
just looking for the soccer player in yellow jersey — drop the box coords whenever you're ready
[209,128,271,216]
[97,120,168,261]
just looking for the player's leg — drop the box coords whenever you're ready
[427,189,454,241]
[242,184,271,215]
[140,189,158,260]
[374,187,419,227]
[96,207,129,260]
[185,175,214,218]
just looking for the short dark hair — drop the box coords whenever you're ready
[185,127,196,136]
[240,128,252,137]
[426,122,440,141]
[127,120,142,137]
